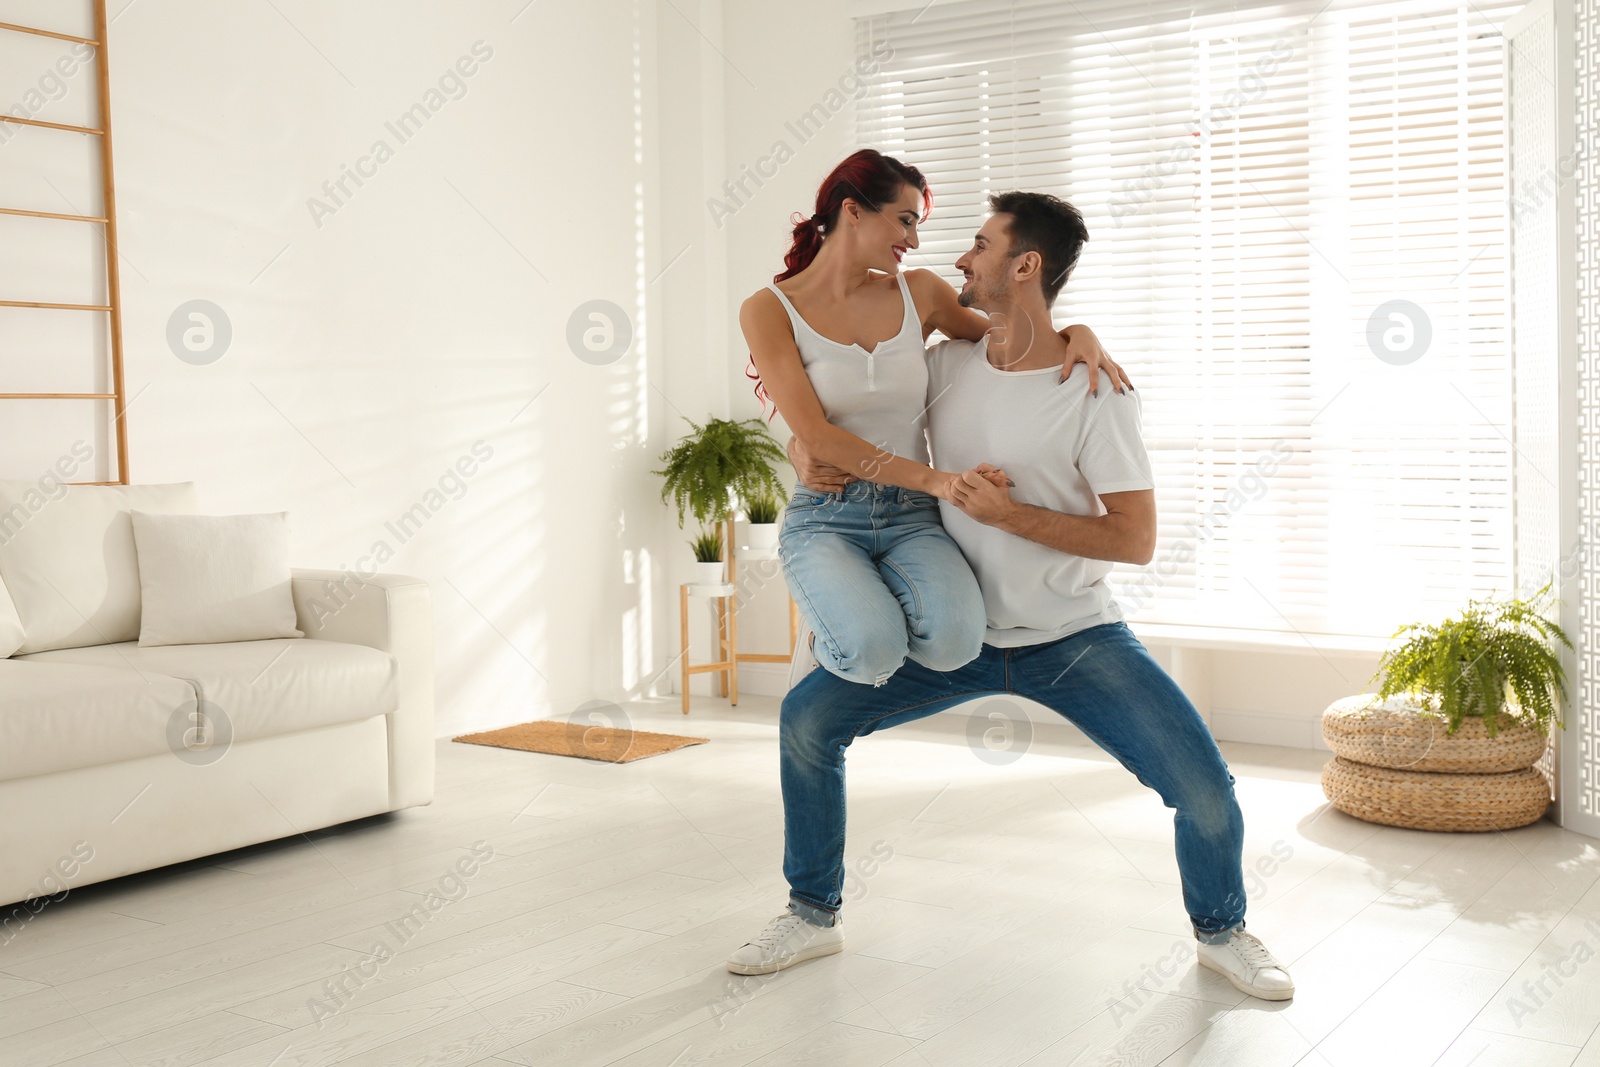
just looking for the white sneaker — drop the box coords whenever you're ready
[726,911,843,975]
[785,622,818,691]
[1196,927,1294,1001]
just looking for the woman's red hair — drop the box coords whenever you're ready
[747,149,933,418]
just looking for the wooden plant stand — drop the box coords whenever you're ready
[678,517,800,713]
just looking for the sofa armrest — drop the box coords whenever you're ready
[291,569,435,809]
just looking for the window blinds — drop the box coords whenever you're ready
[855,0,1518,637]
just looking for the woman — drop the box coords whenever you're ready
[742,148,1129,687]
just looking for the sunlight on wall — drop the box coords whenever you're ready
[627,0,652,693]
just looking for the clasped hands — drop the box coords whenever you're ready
[785,436,1018,526]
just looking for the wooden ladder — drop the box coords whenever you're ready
[0,0,129,484]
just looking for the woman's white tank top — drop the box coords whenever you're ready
[765,273,931,465]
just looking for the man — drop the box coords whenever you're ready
[724,191,1293,1002]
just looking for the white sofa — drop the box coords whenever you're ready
[0,482,435,910]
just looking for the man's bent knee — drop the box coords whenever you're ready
[1176,788,1241,840]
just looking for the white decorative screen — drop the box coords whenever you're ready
[1576,0,1600,829]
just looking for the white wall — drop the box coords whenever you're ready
[0,0,721,736]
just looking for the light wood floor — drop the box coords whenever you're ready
[5,694,1600,1067]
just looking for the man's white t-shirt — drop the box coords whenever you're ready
[925,336,1155,648]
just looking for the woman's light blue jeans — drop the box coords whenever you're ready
[779,621,1250,943]
[777,481,986,687]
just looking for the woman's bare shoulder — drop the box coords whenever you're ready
[741,284,783,313]
[903,268,953,297]
[740,286,792,337]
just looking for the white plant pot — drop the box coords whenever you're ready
[746,522,780,553]
[693,560,725,586]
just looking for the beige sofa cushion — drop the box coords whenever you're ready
[0,574,21,658]
[131,511,303,647]
[0,660,197,780]
[0,481,199,654]
[18,638,398,748]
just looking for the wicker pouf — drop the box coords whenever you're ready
[1321,694,1548,773]
[1321,756,1550,832]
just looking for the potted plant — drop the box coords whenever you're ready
[654,416,788,554]
[690,529,725,586]
[744,493,783,554]
[1320,583,1573,832]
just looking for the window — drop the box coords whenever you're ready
[856,0,1519,637]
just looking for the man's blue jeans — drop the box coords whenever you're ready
[778,481,986,686]
[779,620,1248,943]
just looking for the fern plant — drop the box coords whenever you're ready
[746,494,781,525]
[1372,583,1572,737]
[690,530,723,563]
[653,417,788,529]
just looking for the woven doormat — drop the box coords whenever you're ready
[452,720,709,763]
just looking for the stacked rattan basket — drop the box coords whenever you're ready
[1320,695,1551,832]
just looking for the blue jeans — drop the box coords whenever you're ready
[778,481,985,686]
[779,621,1248,943]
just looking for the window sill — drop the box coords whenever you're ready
[1127,622,1390,657]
